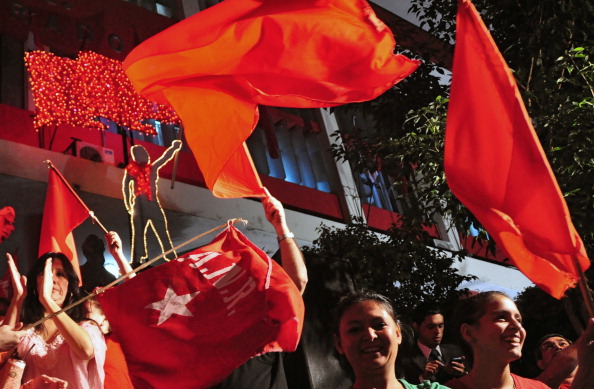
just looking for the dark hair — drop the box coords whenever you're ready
[82,234,105,259]
[22,252,86,327]
[0,297,10,316]
[412,302,443,325]
[451,291,512,359]
[333,291,399,336]
[534,333,571,361]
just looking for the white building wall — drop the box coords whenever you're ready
[0,137,534,297]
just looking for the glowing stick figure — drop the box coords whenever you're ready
[123,140,182,263]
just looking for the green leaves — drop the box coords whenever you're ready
[303,218,474,314]
[310,0,594,319]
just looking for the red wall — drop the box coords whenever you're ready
[0,0,176,61]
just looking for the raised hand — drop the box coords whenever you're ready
[7,254,26,302]
[105,231,122,254]
[262,188,288,235]
[39,258,55,308]
[4,254,27,327]
[105,231,135,280]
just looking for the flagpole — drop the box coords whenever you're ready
[43,160,109,234]
[572,255,594,318]
[24,218,247,330]
[170,125,184,189]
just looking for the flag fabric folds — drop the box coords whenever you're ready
[123,0,420,198]
[445,0,590,299]
[97,225,304,388]
[39,167,90,283]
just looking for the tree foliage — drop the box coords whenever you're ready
[303,217,474,318]
[305,58,475,313]
[406,0,594,252]
[307,0,594,320]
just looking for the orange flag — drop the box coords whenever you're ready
[445,0,589,298]
[39,166,90,283]
[124,0,419,198]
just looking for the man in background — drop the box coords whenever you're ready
[535,334,577,389]
[399,304,466,384]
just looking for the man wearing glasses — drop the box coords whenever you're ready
[535,334,577,389]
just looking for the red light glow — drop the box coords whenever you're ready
[25,51,180,134]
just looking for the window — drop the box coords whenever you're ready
[121,0,176,18]
[246,107,334,193]
[354,170,408,214]
[332,109,411,214]
[98,117,180,147]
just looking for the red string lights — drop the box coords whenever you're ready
[125,161,154,201]
[25,51,180,134]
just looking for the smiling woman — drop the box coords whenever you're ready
[333,291,449,389]
[11,252,107,388]
[446,291,560,389]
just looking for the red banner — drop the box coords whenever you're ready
[97,225,304,388]
[38,167,90,282]
[444,0,590,298]
[124,0,420,198]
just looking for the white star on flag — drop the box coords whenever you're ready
[145,285,200,325]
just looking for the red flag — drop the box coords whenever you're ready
[39,167,90,282]
[97,225,304,388]
[445,0,590,298]
[123,0,420,198]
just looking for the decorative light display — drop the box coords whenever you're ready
[126,161,154,201]
[123,141,182,263]
[25,50,180,134]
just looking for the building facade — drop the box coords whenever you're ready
[0,0,531,295]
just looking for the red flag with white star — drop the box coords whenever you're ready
[97,225,304,388]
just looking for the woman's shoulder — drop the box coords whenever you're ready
[511,374,551,389]
[399,379,452,389]
[79,319,103,332]
[445,375,549,389]
[79,319,99,328]
[79,320,106,339]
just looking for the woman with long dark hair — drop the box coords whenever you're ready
[16,252,106,388]
[446,291,594,389]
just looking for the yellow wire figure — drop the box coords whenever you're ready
[123,140,182,263]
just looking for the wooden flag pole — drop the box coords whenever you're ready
[44,160,109,234]
[170,125,184,189]
[24,218,247,330]
[572,255,594,319]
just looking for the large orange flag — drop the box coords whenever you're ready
[124,0,419,198]
[39,166,90,283]
[445,0,589,298]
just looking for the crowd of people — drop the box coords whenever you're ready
[334,291,594,389]
[0,193,593,388]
